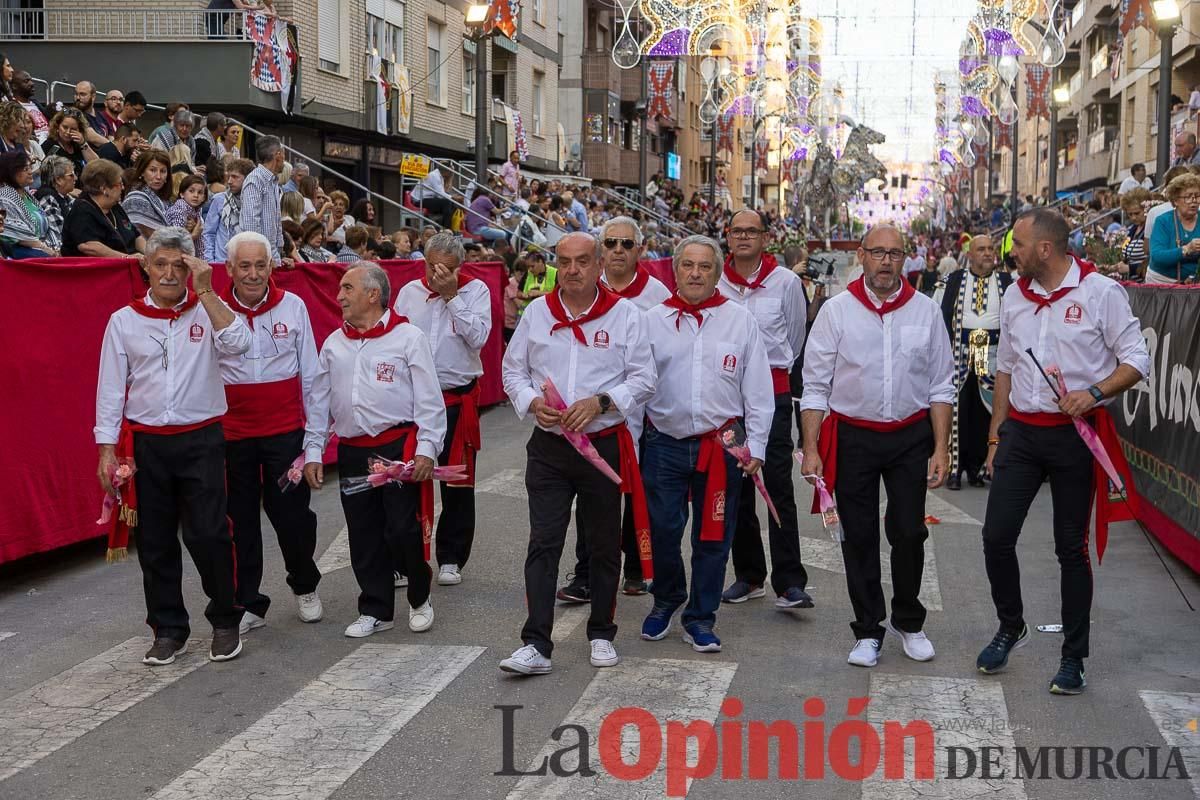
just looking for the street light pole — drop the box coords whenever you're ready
[1156,23,1176,180]
[1010,71,1020,220]
[708,117,718,208]
[474,36,489,187]
[1048,68,1059,200]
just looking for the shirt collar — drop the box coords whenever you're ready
[563,289,600,320]
[865,285,903,308]
[1031,259,1081,297]
[145,290,189,311]
[233,287,271,310]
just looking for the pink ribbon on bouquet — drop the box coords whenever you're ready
[717,429,779,524]
[793,450,836,514]
[96,460,136,525]
[1046,366,1126,495]
[340,457,468,494]
[541,377,622,484]
[277,454,305,492]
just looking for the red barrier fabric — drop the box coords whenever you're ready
[639,257,675,291]
[0,257,506,565]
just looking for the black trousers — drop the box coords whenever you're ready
[521,428,622,657]
[132,423,240,640]
[435,401,477,568]
[835,418,933,641]
[225,428,321,618]
[983,419,1094,659]
[416,196,455,229]
[571,495,643,584]
[339,434,431,621]
[730,392,808,594]
[957,371,992,478]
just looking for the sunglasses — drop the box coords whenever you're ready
[603,237,637,251]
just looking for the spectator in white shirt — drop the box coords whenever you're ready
[1117,163,1153,195]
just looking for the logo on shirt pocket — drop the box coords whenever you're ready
[722,354,738,372]
[189,323,204,342]
[593,330,610,349]
[272,322,289,338]
[376,362,396,383]
[1064,303,1083,325]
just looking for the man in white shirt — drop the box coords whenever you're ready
[800,223,954,669]
[719,209,812,610]
[410,167,456,229]
[303,264,447,639]
[499,232,656,675]
[1117,163,1153,195]
[640,235,773,653]
[393,233,491,587]
[560,216,671,601]
[977,209,1150,695]
[95,227,252,666]
[902,250,926,288]
[218,232,324,636]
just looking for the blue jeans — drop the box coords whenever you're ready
[471,226,509,243]
[642,427,742,627]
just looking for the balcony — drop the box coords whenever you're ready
[1075,125,1117,185]
[582,140,622,183]
[619,148,642,186]
[582,51,621,95]
[0,8,299,113]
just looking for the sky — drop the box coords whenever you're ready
[803,0,979,164]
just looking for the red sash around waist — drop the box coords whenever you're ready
[695,419,739,542]
[771,367,790,395]
[588,423,653,580]
[1008,409,1074,427]
[339,423,416,449]
[811,409,929,514]
[442,382,481,486]
[222,376,303,441]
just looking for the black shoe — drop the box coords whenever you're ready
[1049,657,1087,695]
[142,637,188,666]
[967,472,986,488]
[622,578,648,596]
[209,627,243,662]
[976,624,1029,674]
[556,576,590,604]
[947,474,962,491]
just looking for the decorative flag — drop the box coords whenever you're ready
[1026,64,1051,120]
[247,13,297,113]
[754,137,769,174]
[511,108,529,162]
[485,0,518,39]
[1120,0,1154,35]
[367,54,388,134]
[647,61,675,122]
[995,121,1013,151]
[394,65,412,135]
[1110,39,1124,82]
[717,110,735,156]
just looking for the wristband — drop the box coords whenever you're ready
[196,288,213,297]
[987,437,1000,446]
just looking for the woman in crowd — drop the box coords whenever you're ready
[0,101,24,154]
[0,53,12,102]
[1147,172,1200,283]
[324,189,355,245]
[61,159,144,258]
[165,173,207,243]
[298,174,320,216]
[0,150,54,257]
[1119,188,1151,281]
[298,216,333,262]
[281,218,301,263]
[34,155,75,253]
[220,122,242,158]
[917,252,942,296]
[123,149,173,238]
[503,256,528,343]
[350,198,377,229]
[43,109,97,177]
[281,190,305,226]
[540,194,568,247]
[465,186,510,244]
[206,156,227,198]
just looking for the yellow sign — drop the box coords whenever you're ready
[400,153,430,179]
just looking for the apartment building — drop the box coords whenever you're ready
[1,0,561,229]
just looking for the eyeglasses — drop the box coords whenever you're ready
[603,237,636,250]
[1179,194,1200,203]
[729,227,765,238]
[242,324,281,360]
[863,247,907,262]
[149,333,169,370]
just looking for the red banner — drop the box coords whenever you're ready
[0,258,506,566]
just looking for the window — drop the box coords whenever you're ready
[427,20,446,106]
[532,0,542,24]
[318,0,342,71]
[366,0,405,76]
[532,70,544,136]
[463,50,476,115]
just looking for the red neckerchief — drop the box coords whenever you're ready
[343,311,408,340]
[722,253,779,290]
[221,281,285,322]
[663,291,728,330]
[546,287,621,345]
[420,273,473,302]
[606,267,650,299]
[1017,259,1098,314]
[846,275,917,318]
[128,292,199,321]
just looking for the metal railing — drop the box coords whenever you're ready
[428,157,562,239]
[0,9,253,41]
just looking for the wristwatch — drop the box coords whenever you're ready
[597,394,612,413]
[1087,385,1105,402]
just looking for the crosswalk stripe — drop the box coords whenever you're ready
[150,644,484,800]
[551,605,589,644]
[0,632,14,644]
[505,658,738,798]
[863,673,1027,799]
[0,637,208,782]
[1138,690,1200,796]
[920,493,983,526]
[799,536,943,611]
[476,468,527,499]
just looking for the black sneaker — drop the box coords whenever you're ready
[1049,657,1086,695]
[623,578,648,596]
[209,627,243,662]
[556,575,590,604]
[976,624,1029,674]
[142,637,188,666]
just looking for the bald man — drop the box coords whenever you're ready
[938,234,1012,489]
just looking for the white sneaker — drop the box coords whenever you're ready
[887,621,935,662]
[499,644,552,675]
[847,638,882,667]
[297,592,323,623]
[437,564,462,585]
[344,615,394,638]
[393,571,408,588]
[409,601,434,632]
[589,639,619,668]
[238,611,266,636]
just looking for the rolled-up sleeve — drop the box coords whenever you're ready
[1102,283,1151,378]
[212,313,251,355]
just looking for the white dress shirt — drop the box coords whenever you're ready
[393,277,492,390]
[1117,175,1153,195]
[219,290,319,388]
[718,262,808,371]
[95,293,251,444]
[303,310,447,462]
[801,287,956,422]
[601,271,672,312]
[502,291,657,435]
[644,298,774,460]
[960,270,1003,331]
[997,260,1150,415]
